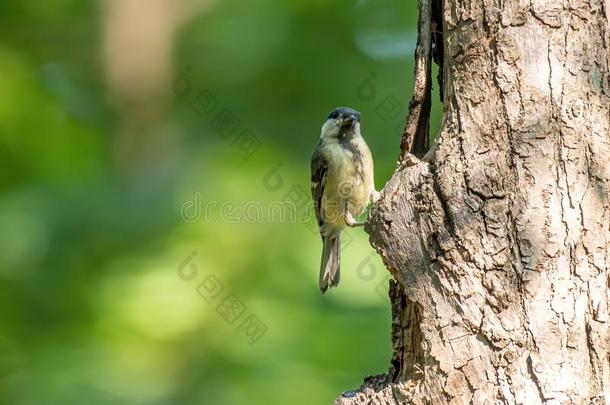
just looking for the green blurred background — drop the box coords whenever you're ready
[0,0,424,403]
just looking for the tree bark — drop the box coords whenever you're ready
[337,0,610,403]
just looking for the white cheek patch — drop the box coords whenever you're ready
[321,120,339,138]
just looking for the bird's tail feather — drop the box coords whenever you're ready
[319,231,341,293]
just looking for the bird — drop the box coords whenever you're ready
[310,107,379,293]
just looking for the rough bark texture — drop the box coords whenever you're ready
[337,0,610,403]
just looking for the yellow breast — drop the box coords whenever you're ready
[320,138,374,228]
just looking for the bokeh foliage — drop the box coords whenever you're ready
[0,0,427,403]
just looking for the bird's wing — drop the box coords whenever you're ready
[310,145,328,231]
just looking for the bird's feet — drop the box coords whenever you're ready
[344,211,365,227]
[371,190,381,203]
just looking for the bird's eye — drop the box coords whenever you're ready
[328,110,339,120]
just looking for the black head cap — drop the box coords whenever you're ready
[327,107,360,122]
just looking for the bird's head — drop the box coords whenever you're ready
[321,107,361,139]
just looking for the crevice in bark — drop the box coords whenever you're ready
[431,0,444,103]
[389,280,424,382]
[400,0,431,160]
[526,354,546,402]
[400,0,445,162]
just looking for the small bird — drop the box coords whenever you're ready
[311,107,379,293]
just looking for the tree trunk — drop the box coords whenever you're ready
[337,0,610,403]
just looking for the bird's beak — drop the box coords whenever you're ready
[341,115,358,126]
